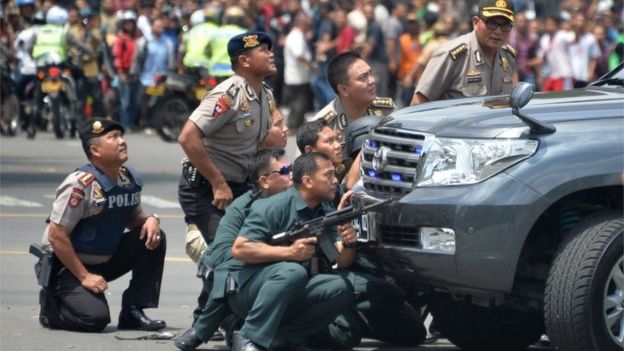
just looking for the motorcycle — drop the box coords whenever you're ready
[33,52,77,139]
[146,68,218,142]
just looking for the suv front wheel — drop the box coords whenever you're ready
[545,211,623,351]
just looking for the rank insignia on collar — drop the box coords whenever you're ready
[92,182,104,199]
[338,113,348,130]
[245,84,255,99]
[91,121,104,134]
[475,50,483,65]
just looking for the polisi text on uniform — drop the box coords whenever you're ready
[108,192,141,208]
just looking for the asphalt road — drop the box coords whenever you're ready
[0,130,549,351]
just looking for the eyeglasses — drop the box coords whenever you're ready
[264,164,292,176]
[479,16,513,32]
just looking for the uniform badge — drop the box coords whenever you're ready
[503,75,512,83]
[475,50,483,65]
[244,117,255,127]
[69,187,85,208]
[335,164,346,176]
[467,76,482,83]
[92,182,104,200]
[496,1,507,9]
[268,99,276,113]
[338,113,348,130]
[242,34,260,48]
[91,121,104,134]
[373,109,383,116]
[502,57,510,72]
[213,95,232,116]
[240,98,250,112]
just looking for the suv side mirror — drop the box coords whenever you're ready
[509,82,556,134]
[509,82,534,109]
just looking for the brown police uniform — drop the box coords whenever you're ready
[415,30,516,101]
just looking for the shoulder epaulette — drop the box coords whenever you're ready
[502,44,516,58]
[225,83,240,100]
[370,97,396,109]
[262,81,273,92]
[449,43,468,61]
[78,172,95,187]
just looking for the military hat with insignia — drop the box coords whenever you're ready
[479,0,514,22]
[227,31,273,58]
[78,118,125,142]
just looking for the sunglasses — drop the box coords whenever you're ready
[264,164,292,176]
[479,16,513,32]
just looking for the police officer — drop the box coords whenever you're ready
[175,148,293,351]
[28,6,93,138]
[177,31,277,244]
[311,51,395,189]
[312,51,395,141]
[37,118,166,332]
[226,152,356,351]
[181,9,219,72]
[411,0,516,105]
[206,6,247,79]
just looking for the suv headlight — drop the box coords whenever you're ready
[416,137,538,186]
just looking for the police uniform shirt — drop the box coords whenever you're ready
[311,97,395,141]
[41,168,141,265]
[189,74,275,184]
[415,30,516,101]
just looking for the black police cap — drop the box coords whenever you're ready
[79,118,125,142]
[227,31,272,58]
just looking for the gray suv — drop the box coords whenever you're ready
[353,64,623,351]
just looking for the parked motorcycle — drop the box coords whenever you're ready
[32,52,77,139]
[147,68,218,142]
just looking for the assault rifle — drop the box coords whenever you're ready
[270,197,391,263]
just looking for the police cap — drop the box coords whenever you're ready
[479,0,514,22]
[227,31,272,58]
[79,118,125,142]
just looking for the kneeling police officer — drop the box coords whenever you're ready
[33,118,167,332]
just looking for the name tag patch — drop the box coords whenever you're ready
[467,76,482,83]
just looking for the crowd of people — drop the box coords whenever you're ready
[1,0,622,135]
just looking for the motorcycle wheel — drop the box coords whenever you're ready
[154,96,192,142]
[50,96,66,139]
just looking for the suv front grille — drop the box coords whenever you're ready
[380,224,420,247]
[361,127,429,196]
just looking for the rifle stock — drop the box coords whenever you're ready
[270,198,391,263]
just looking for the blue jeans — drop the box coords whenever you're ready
[118,80,140,128]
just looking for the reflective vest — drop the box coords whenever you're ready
[32,24,67,61]
[182,22,218,68]
[209,24,246,77]
[71,164,142,255]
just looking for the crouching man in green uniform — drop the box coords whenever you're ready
[175,148,294,350]
[226,152,358,351]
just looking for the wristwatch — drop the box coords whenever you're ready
[147,213,160,224]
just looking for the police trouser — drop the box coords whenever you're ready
[41,227,166,332]
[226,262,352,349]
[192,275,230,341]
[311,269,426,348]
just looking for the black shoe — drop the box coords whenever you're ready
[232,331,267,351]
[117,306,166,331]
[38,289,50,328]
[175,328,203,351]
[220,314,243,348]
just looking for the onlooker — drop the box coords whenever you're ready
[568,12,601,87]
[113,10,139,129]
[537,15,574,91]
[397,13,421,107]
[361,0,389,97]
[283,11,314,131]
[509,11,540,87]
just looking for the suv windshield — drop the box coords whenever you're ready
[590,63,624,87]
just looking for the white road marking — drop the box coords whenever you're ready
[0,196,44,207]
[141,195,180,209]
